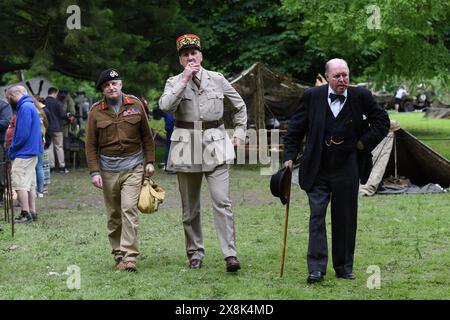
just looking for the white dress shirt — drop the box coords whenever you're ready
[327,86,348,118]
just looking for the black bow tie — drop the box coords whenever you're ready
[329,93,345,103]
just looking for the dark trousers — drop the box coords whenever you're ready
[306,151,359,275]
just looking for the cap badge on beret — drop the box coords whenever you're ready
[176,34,201,53]
[95,68,121,91]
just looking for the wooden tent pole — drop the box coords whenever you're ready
[255,63,265,131]
[394,133,398,178]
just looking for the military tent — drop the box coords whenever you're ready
[424,101,450,119]
[224,62,310,131]
[0,76,54,99]
[359,123,450,195]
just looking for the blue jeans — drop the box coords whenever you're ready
[35,153,44,193]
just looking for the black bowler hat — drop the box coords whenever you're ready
[270,167,292,205]
[95,68,121,91]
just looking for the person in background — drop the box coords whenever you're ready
[32,96,48,199]
[5,85,43,223]
[46,87,70,173]
[152,103,175,173]
[394,85,408,113]
[138,97,151,120]
[58,87,77,138]
[74,87,90,132]
[0,97,13,205]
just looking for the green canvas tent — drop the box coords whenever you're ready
[359,126,450,195]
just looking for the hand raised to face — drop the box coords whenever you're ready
[179,49,203,85]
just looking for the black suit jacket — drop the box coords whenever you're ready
[283,85,390,192]
[45,96,67,134]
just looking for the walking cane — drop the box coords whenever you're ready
[280,169,292,278]
[2,160,7,223]
[5,158,14,237]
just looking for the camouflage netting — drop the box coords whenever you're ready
[224,62,310,131]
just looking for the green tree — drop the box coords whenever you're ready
[281,0,450,87]
[180,0,320,84]
[0,0,193,96]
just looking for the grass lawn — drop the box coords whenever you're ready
[0,166,448,300]
[388,111,450,160]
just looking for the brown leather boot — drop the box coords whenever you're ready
[225,256,241,272]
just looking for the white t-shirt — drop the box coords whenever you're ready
[395,88,407,99]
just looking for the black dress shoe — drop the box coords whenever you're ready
[189,259,202,269]
[307,271,324,284]
[225,256,241,272]
[336,273,356,280]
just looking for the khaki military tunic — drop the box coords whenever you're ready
[159,68,247,172]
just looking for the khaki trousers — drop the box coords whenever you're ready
[48,132,65,168]
[101,164,144,263]
[177,164,237,261]
[11,156,37,191]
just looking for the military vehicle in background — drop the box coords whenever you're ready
[372,84,435,112]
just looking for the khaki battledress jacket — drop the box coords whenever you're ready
[85,94,155,174]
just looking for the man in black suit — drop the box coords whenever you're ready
[283,58,390,284]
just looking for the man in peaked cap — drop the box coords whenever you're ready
[85,68,155,272]
[159,34,247,272]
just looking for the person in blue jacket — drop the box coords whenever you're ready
[5,85,43,223]
[153,103,175,173]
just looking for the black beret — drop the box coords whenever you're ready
[95,68,121,91]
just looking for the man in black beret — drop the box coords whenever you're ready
[95,69,121,91]
[85,68,155,272]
